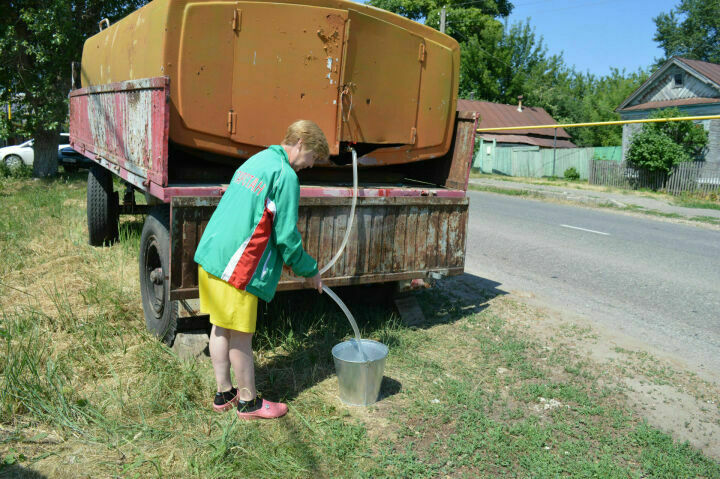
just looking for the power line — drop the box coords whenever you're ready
[513,0,625,15]
[448,0,622,13]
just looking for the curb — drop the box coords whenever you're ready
[469,183,627,208]
[468,181,720,228]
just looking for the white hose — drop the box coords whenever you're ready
[317,148,366,360]
[323,284,360,338]
[319,148,358,275]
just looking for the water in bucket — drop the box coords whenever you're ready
[332,339,389,406]
[323,285,389,406]
[320,147,388,406]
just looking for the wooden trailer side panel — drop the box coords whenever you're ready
[69,77,171,191]
[170,196,468,300]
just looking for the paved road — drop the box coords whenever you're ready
[465,190,720,378]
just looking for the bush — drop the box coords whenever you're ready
[0,161,32,178]
[564,167,580,181]
[627,129,688,172]
[626,107,708,174]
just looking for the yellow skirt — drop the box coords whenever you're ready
[198,265,258,333]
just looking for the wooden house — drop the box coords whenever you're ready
[616,57,720,165]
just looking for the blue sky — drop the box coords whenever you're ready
[506,0,680,76]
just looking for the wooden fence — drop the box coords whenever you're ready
[589,160,720,195]
[473,142,622,180]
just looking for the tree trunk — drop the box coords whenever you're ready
[33,129,59,177]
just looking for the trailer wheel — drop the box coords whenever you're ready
[87,164,119,246]
[139,206,178,345]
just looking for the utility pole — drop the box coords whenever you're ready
[440,6,446,33]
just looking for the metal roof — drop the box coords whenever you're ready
[621,97,720,111]
[458,99,573,142]
[679,57,720,86]
[617,57,720,112]
[476,133,576,148]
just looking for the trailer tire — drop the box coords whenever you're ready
[140,206,178,346]
[87,164,119,246]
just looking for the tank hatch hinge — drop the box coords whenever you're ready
[418,43,426,63]
[227,110,237,134]
[233,9,242,32]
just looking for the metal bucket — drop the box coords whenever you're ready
[332,339,389,406]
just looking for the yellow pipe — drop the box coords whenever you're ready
[476,115,720,132]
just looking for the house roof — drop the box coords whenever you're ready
[617,57,720,112]
[679,58,720,86]
[620,97,720,111]
[476,133,576,148]
[458,99,573,146]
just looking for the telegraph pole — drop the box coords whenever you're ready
[440,6,446,33]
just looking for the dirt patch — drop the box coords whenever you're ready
[436,276,720,461]
[624,379,720,458]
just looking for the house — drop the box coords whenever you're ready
[460,99,575,148]
[616,57,720,164]
[459,99,579,177]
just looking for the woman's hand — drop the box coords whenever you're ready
[306,273,323,293]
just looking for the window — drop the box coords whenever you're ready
[674,73,684,87]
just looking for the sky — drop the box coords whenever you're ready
[506,0,680,77]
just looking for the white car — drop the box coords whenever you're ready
[1,133,71,168]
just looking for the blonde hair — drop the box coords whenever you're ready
[282,120,330,162]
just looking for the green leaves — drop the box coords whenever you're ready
[626,107,709,174]
[368,0,512,24]
[0,1,148,175]
[371,0,653,148]
[627,128,690,173]
[653,0,720,64]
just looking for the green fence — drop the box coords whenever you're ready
[473,140,622,179]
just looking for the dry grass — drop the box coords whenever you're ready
[1,174,719,477]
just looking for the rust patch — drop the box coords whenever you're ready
[317,14,343,55]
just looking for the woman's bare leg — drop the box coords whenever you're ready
[228,331,256,401]
[209,324,233,392]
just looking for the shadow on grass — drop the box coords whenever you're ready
[250,273,505,402]
[118,218,144,235]
[0,464,48,478]
[412,273,506,328]
[378,376,402,401]
[252,285,398,402]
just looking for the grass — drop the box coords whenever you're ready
[611,204,720,226]
[468,171,657,197]
[471,171,720,211]
[1,173,719,477]
[674,192,720,210]
[467,184,538,198]
[468,177,720,227]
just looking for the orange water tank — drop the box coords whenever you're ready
[80,0,459,167]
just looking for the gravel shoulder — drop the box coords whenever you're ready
[469,177,720,227]
[437,274,720,460]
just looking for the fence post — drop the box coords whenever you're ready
[553,128,557,176]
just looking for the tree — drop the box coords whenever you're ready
[0,1,147,177]
[461,20,568,105]
[563,69,648,147]
[368,0,512,27]
[367,0,648,148]
[626,107,709,174]
[653,0,720,64]
[368,0,515,102]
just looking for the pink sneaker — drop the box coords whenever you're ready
[236,397,288,420]
[212,387,240,413]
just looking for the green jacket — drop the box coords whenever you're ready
[194,145,318,302]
